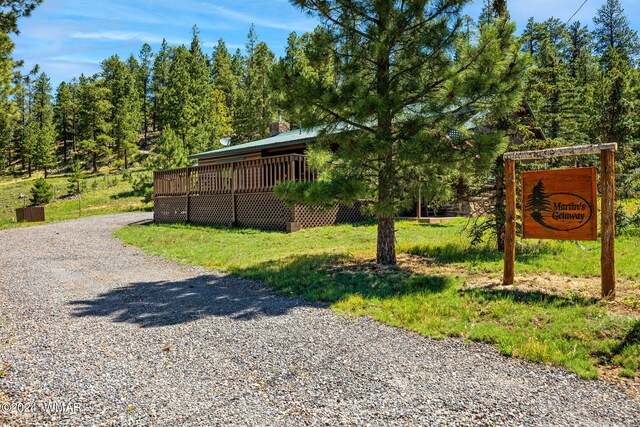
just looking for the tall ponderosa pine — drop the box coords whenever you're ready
[0,0,42,33]
[27,71,56,177]
[137,43,153,144]
[54,81,78,163]
[0,32,18,171]
[102,55,141,169]
[523,19,571,141]
[151,39,171,132]
[284,0,527,265]
[77,75,112,172]
[212,39,240,132]
[188,26,230,152]
[162,45,192,144]
[235,25,276,142]
[591,0,640,195]
[593,0,640,64]
[273,30,336,129]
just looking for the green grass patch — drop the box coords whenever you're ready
[0,172,150,229]
[115,220,640,379]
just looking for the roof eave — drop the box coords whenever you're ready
[188,136,318,160]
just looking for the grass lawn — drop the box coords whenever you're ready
[0,172,150,229]
[115,219,640,380]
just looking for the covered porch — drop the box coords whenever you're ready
[153,153,363,231]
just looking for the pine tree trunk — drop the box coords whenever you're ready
[28,160,32,177]
[376,157,397,266]
[93,153,97,173]
[63,140,68,164]
[153,98,158,132]
[377,215,396,265]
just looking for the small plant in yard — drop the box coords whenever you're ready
[67,163,85,196]
[29,178,53,206]
[619,368,636,379]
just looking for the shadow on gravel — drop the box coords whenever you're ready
[68,275,314,327]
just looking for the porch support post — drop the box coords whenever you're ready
[185,167,191,223]
[231,162,237,227]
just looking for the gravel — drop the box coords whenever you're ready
[0,213,639,426]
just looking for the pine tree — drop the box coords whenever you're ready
[212,38,239,131]
[28,71,56,177]
[480,0,509,23]
[15,67,39,176]
[77,74,112,171]
[590,47,639,195]
[67,162,84,196]
[593,0,640,64]
[0,0,42,34]
[162,45,192,144]
[0,32,18,172]
[567,21,592,83]
[54,81,77,163]
[151,39,171,132]
[102,55,141,169]
[150,126,189,171]
[235,26,276,142]
[187,25,227,152]
[29,177,52,205]
[285,0,527,265]
[137,43,153,145]
[273,32,312,128]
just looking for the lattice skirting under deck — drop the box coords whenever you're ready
[154,196,187,223]
[293,203,365,229]
[190,194,233,226]
[235,193,293,231]
[154,194,365,231]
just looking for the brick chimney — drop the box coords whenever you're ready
[269,113,290,137]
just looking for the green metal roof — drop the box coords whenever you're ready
[188,126,324,160]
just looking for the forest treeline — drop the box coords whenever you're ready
[0,0,639,200]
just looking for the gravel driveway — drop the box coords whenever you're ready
[0,213,639,426]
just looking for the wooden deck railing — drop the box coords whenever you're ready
[154,154,317,197]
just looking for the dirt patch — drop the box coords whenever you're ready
[465,272,640,315]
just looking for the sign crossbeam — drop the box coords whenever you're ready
[503,143,618,299]
[504,143,617,161]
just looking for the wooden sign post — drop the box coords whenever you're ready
[502,144,618,299]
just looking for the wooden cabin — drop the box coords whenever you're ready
[153,106,543,231]
[153,120,365,232]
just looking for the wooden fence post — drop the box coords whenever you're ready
[503,158,516,286]
[601,148,616,298]
[185,167,191,223]
[231,162,237,227]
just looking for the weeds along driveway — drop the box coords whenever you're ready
[0,213,638,426]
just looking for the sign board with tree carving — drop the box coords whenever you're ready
[521,167,598,241]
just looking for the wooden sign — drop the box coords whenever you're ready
[521,167,597,241]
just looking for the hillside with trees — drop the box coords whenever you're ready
[1,0,640,234]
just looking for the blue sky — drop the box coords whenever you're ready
[11,0,640,87]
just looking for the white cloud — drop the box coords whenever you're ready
[69,31,195,46]
[174,1,316,33]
